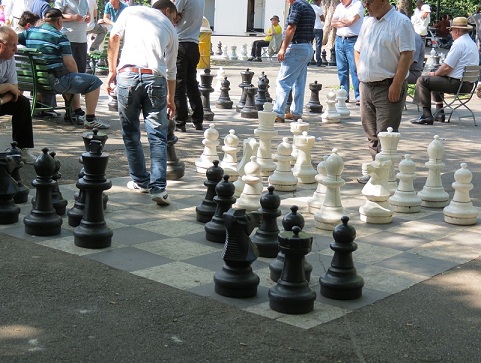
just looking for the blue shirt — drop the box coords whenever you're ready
[31,0,52,18]
[287,0,315,44]
[104,1,127,23]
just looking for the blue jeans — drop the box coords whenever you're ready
[314,29,323,66]
[273,43,314,117]
[335,36,360,101]
[116,72,168,193]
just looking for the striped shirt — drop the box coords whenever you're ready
[287,0,315,44]
[17,23,72,70]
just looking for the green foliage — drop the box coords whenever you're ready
[414,0,480,20]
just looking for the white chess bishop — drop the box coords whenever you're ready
[195,124,220,173]
[235,156,263,212]
[378,127,401,194]
[220,129,240,182]
[321,89,341,123]
[292,131,316,184]
[233,138,259,198]
[389,154,422,213]
[268,137,298,192]
[255,102,278,177]
[308,155,328,214]
[443,163,478,225]
[335,86,350,119]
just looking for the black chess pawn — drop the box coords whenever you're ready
[49,151,68,216]
[167,118,185,180]
[251,186,281,258]
[205,174,236,243]
[254,75,268,111]
[262,72,272,103]
[108,86,118,111]
[321,49,328,65]
[285,90,293,114]
[320,216,364,300]
[24,148,63,236]
[306,81,323,113]
[216,76,233,109]
[236,68,254,112]
[269,205,312,282]
[6,141,29,204]
[214,208,261,298]
[328,47,337,66]
[196,160,224,223]
[240,86,258,119]
[67,167,85,227]
[74,140,113,249]
[268,226,316,314]
[199,68,215,121]
[216,41,223,56]
[0,152,20,224]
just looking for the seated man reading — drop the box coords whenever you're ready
[247,15,282,62]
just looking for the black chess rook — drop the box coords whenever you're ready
[306,81,323,113]
[199,68,215,121]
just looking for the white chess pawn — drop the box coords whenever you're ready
[308,155,328,214]
[268,137,298,192]
[314,149,347,230]
[417,135,449,208]
[222,45,229,60]
[443,163,478,225]
[240,43,248,61]
[292,131,316,184]
[220,129,240,182]
[321,89,341,123]
[230,45,238,60]
[255,102,278,177]
[378,127,401,194]
[235,156,263,211]
[359,154,393,224]
[195,124,220,173]
[233,138,259,198]
[290,118,309,165]
[214,67,225,93]
[389,154,422,213]
[335,86,350,119]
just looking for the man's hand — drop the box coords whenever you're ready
[106,72,116,94]
[387,82,402,103]
[277,48,286,62]
[167,97,176,120]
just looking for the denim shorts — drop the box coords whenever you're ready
[49,72,103,95]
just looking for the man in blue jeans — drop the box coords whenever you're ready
[107,0,178,205]
[273,0,315,123]
[331,0,364,104]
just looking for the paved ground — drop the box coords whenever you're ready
[1,39,481,361]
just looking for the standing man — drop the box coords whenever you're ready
[354,0,415,183]
[100,0,128,28]
[331,0,364,104]
[273,0,315,123]
[31,0,52,18]
[411,4,431,37]
[172,0,205,132]
[411,17,478,125]
[311,0,325,67]
[0,26,36,164]
[107,0,178,205]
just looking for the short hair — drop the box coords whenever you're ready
[18,11,40,28]
[0,26,15,43]
[152,0,177,13]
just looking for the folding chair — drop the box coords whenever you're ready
[433,65,481,126]
[261,33,282,61]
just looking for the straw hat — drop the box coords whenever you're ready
[448,17,473,30]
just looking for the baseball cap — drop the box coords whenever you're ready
[44,8,65,20]
[421,4,431,12]
[270,15,280,21]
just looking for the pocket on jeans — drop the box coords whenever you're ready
[117,85,132,107]
[148,85,166,110]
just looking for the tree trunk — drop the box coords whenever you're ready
[397,0,413,17]
[322,0,339,51]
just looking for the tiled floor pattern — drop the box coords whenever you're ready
[2,173,480,330]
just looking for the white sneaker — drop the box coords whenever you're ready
[21,148,36,164]
[151,190,170,205]
[84,117,110,129]
[127,181,149,193]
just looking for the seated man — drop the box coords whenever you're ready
[17,8,109,129]
[247,15,282,62]
[0,26,36,163]
[407,32,425,84]
[411,17,479,125]
[15,11,40,33]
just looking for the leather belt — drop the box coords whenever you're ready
[119,67,155,74]
[291,40,310,44]
[338,35,358,41]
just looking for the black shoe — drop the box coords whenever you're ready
[253,57,262,62]
[410,115,434,125]
[192,123,203,130]
[175,123,186,132]
[434,113,446,122]
[357,174,371,184]
[247,57,254,61]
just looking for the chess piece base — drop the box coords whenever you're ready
[74,222,113,249]
[268,283,316,314]
[214,265,259,298]
[320,274,364,300]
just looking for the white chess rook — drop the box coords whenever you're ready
[389,154,422,213]
[220,129,240,182]
[235,156,263,211]
[292,131,316,184]
[233,138,259,198]
[255,102,278,177]
[229,45,238,60]
[268,137,298,192]
[378,127,401,194]
[195,124,220,173]
[308,155,328,214]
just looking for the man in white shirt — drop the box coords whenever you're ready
[311,0,325,67]
[411,4,430,37]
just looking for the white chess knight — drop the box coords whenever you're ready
[359,154,394,224]
[290,118,309,165]
[443,163,478,225]
[292,131,316,184]
[335,86,350,119]
[235,156,263,212]
[268,137,298,192]
[389,154,422,213]
[321,89,341,123]
[314,149,347,230]
[220,129,240,182]
[255,102,278,177]
[195,124,220,173]
[378,127,401,194]
[308,155,328,214]
[417,135,449,208]
[233,137,259,198]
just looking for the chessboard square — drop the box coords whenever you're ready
[135,238,220,260]
[138,219,205,237]
[106,208,159,225]
[393,208,438,221]
[181,230,226,249]
[38,236,101,256]
[110,226,165,246]
[356,231,431,251]
[1,223,72,243]
[436,231,481,247]
[243,301,285,320]
[86,246,173,272]
[275,301,348,329]
[318,287,391,311]
[375,252,459,277]
[388,220,457,240]
[358,265,426,294]
[320,243,403,265]
[133,261,214,289]
[184,251,270,272]
[407,241,481,264]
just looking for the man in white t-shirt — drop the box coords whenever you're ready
[311,0,325,67]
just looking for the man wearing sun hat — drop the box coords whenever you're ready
[411,4,431,36]
[411,17,479,125]
[247,15,282,62]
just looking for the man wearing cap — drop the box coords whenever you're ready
[411,17,479,125]
[411,4,431,37]
[247,15,282,62]
[18,8,109,129]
